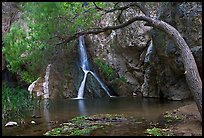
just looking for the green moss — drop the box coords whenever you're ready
[94,58,116,81]
[163,112,183,123]
[145,127,173,136]
[44,114,128,136]
[45,128,63,136]
[70,128,91,136]
[115,76,128,83]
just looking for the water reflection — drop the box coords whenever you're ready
[77,99,87,116]
[2,97,192,136]
[43,99,51,130]
[32,98,51,130]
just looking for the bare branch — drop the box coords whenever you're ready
[56,16,74,24]
[92,2,149,17]
[93,2,106,11]
[106,2,149,17]
[55,16,150,45]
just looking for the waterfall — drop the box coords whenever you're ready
[43,64,51,99]
[79,36,90,71]
[90,71,111,97]
[144,40,153,63]
[75,35,112,99]
[77,70,89,99]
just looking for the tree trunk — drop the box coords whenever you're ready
[142,16,202,117]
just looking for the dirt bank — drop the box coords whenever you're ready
[161,102,202,136]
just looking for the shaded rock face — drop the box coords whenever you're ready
[2,53,6,71]
[2,53,18,86]
[2,2,21,35]
[87,2,202,100]
[29,43,80,99]
[141,2,202,100]
[31,40,112,99]
[87,5,152,96]
[48,43,80,99]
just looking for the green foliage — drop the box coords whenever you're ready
[20,71,37,84]
[116,76,128,83]
[3,23,27,72]
[45,126,92,136]
[146,127,172,136]
[70,128,91,136]
[3,2,111,83]
[163,112,182,123]
[94,58,115,81]
[71,115,88,122]
[3,22,40,83]
[22,2,62,40]
[44,114,124,136]
[45,128,63,136]
[22,2,109,35]
[44,115,96,136]
[146,127,163,136]
[2,82,33,121]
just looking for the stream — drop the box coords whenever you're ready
[2,97,192,136]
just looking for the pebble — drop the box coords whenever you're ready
[31,120,36,124]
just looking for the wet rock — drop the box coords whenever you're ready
[31,120,36,124]
[5,121,17,127]
[110,79,132,96]
[28,77,44,98]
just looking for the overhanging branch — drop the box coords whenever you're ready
[55,16,151,45]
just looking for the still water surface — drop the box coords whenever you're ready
[2,97,191,136]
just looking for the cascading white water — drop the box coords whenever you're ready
[75,35,112,99]
[90,71,111,97]
[43,64,51,99]
[77,70,89,99]
[144,40,153,63]
[79,35,90,71]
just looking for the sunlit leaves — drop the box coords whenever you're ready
[3,22,27,72]
[3,2,114,83]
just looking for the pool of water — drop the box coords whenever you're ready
[2,97,192,136]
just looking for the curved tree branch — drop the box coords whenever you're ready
[56,16,151,45]
[93,2,105,11]
[93,2,150,17]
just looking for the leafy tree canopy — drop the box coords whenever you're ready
[3,2,110,83]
